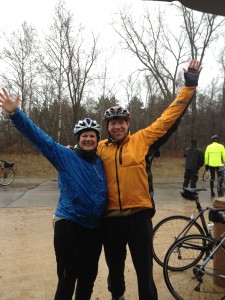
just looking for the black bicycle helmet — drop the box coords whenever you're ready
[103,106,131,121]
[211,135,219,142]
[73,118,100,136]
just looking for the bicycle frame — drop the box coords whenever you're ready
[175,196,210,240]
[201,234,225,271]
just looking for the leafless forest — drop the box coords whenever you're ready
[1,1,225,155]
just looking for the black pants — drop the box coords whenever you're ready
[54,219,102,300]
[183,169,199,188]
[103,210,158,300]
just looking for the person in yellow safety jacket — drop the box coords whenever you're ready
[97,59,202,300]
[205,135,225,197]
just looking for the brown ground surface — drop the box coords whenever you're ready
[0,179,213,300]
[0,207,172,300]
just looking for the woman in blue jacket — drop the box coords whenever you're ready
[0,88,107,300]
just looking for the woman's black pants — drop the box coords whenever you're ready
[54,219,102,300]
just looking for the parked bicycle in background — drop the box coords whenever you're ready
[152,187,213,269]
[163,207,225,299]
[0,160,15,186]
[217,164,225,197]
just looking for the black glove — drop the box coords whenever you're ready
[205,165,209,171]
[184,67,201,87]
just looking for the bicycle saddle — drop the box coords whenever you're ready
[183,187,207,194]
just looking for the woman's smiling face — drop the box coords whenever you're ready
[79,130,98,151]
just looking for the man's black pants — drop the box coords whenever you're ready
[103,209,158,300]
[54,219,102,300]
[209,166,222,195]
[183,169,198,188]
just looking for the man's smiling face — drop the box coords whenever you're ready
[108,119,129,143]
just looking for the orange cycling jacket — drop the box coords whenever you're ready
[97,86,196,212]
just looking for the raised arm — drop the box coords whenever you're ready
[0,88,20,114]
[0,87,68,171]
[138,59,202,147]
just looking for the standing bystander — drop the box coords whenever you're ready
[182,139,204,189]
[205,135,225,197]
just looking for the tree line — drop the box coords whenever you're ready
[0,1,225,155]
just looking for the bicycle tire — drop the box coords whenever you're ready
[152,215,204,268]
[217,176,225,197]
[0,168,15,186]
[203,170,211,182]
[163,234,225,300]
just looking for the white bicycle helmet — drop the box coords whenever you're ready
[103,106,131,121]
[211,135,219,142]
[74,118,100,136]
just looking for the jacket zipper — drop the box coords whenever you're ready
[119,147,123,164]
[115,146,122,211]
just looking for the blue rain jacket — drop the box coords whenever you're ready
[10,109,107,228]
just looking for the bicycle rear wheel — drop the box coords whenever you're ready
[217,176,225,197]
[163,234,225,300]
[0,168,15,186]
[153,215,204,268]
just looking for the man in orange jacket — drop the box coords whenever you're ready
[97,59,202,300]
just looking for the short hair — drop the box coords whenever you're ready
[191,139,197,146]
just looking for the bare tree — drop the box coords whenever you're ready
[0,22,39,114]
[114,5,225,146]
[177,5,225,136]
[115,7,188,103]
[217,45,225,141]
[38,1,70,143]
[63,25,100,124]
[39,1,100,142]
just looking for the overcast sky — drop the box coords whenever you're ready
[0,0,223,103]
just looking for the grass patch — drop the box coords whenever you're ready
[2,154,57,179]
[1,153,191,179]
[1,153,205,180]
[152,156,185,178]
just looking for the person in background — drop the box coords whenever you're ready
[0,88,107,300]
[205,135,225,197]
[182,139,204,189]
[97,59,202,300]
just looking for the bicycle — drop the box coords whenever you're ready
[153,187,212,269]
[217,164,225,197]
[163,207,225,300]
[0,160,15,186]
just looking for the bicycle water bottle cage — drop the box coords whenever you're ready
[209,209,225,224]
[4,161,14,168]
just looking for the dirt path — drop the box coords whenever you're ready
[0,207,172,300]
[0,179,212,299]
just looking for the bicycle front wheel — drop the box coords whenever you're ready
[203,170,211,182]
[153,215,204,268]
[163,234,225,300]
[0,168,15,186]
[217,176,225,197]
